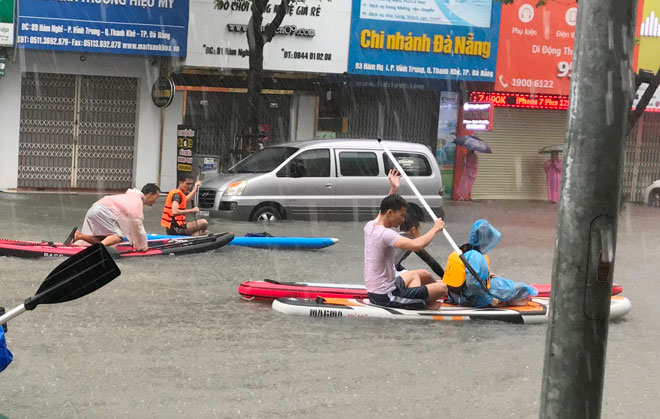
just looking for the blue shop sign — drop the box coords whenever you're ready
[17,0,189,57]
[348,0,501,81]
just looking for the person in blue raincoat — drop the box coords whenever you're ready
[442,219,538,308]
[0,325,13,373]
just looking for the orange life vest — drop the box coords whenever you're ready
[161,189,187,228]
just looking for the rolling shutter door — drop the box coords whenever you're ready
[471,107,568,200]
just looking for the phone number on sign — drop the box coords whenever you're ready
[512,79,555,89]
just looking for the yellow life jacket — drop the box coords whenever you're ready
[442,251,490,292]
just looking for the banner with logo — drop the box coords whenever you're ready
[185,0,351,73]
[17,0,189,57]
[0,0,13,46]
[495,0,577,95]
[347,0,501,81]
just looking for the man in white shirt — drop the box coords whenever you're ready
[364,170,448,309]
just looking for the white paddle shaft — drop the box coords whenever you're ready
[0,304,26,324]
[379,140,464,256]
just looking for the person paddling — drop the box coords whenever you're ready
[161,173,209,236]
[65,184,161,252]
[364,170,448,310]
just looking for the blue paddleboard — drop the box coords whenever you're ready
[138,234,338,249]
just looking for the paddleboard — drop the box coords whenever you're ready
[238,280,624,301]
[272,296,632,324]
[140,234,338,249]
[0,233,234,259]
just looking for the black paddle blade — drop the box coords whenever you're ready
[24,243,121,310]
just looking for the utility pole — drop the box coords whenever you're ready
[539,1,637,418]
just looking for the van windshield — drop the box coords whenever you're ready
[228,147,299,173]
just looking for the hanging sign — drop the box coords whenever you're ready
[152,76,175,108]
[462,102,493,131]
[176,125,195,175]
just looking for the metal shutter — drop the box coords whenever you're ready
[471,107,568,200]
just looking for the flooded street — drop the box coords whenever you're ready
[0,193,658,418]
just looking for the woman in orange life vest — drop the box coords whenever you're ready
[443,219,538,308]
[161,173,209,236]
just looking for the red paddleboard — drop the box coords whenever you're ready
[238,280,624,301]
[0,233,234,259]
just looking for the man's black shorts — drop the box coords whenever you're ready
[367,276,429,310]
[166,224,190,236]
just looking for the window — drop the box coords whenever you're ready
[277,149,330,177]
[383,152,432,176]
[229,147,298,174]
[339,151,379,176]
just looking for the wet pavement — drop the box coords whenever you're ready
[0,193,658,418]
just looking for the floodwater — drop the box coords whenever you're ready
[0,193,658,419]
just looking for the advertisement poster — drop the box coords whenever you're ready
[176,125,196,180]
[0,0,13,46]
[348,0,501,81]
[436,91,458,199]
[17,0,189,56]
[495,0,577,95]
[185,0,351,73]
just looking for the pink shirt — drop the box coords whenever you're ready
[96,188,145,220]
[96,189,147,249]
[364,220,401,294]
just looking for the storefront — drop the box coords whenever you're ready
[0,0,188,191]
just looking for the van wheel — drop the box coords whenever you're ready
[650,190,660,207]
[252,206,282,221]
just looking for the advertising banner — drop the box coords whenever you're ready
[347,0,501,81]
[436,91,458,199]
[17,0,189,57]
[495,0,577,95]
[0,0,13,46]
[185,0,351,73]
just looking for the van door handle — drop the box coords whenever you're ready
[325,183,333,188]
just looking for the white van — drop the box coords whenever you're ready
[197,139,444,221]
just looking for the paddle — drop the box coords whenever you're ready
[0,243,121,325]
[378,139,489,292]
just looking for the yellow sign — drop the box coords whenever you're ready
[177,164,192,172]
[638,0,660,71]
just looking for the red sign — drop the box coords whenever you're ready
[495,0,577,95]
[470,92,569,110]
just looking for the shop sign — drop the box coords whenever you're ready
[0,0,13,47]
[16,0,189,57]
[176,125,196,174]
[636,0,660,72]
[347,0,501,81]
[185,0,351,73]
[633,83,660,112]
[470,91,569,110]
[462,102,493,131]
[495,0,577,95]
[152,76,175,108]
